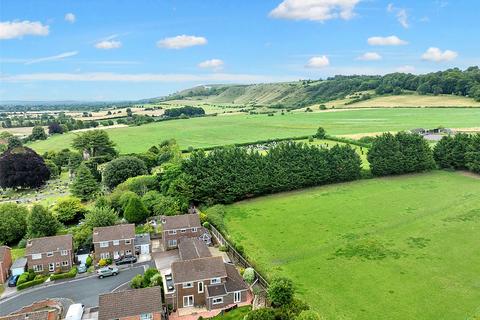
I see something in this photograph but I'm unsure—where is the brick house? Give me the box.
[98,287,163,320]
[165,238,249,311]
[161,214,208,250]
[0,246,12,283]
[92,224,135,262]
[25,235,74,274]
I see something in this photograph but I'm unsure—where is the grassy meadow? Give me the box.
[222,171,480,320]
[27,108,480,153]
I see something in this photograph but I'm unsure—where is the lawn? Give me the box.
[222,171,480,320]
[209,306,251,319]
[27,108,480,154]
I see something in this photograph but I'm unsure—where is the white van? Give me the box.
[65,303,84,320]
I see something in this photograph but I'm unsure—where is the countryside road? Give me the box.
[0,263,151,316]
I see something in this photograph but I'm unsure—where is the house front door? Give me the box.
[183,295,194,307]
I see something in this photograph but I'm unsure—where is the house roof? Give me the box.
[0,246,11,262]
[178,238,212,261]
[206,283,227,297]
[11,257,27,269]
[25,235,73,255]
[134,233,150,246]
[93,224,135,243]
[98,287,162,320]
[162,214,201,230]
[172,256,226,283]
[1,311,52,320]
[224,263,249,292]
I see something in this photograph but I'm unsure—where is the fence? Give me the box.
[210,225,269,290]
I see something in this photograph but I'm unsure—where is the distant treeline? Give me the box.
[433,133,480,174]
[163,106,205,118]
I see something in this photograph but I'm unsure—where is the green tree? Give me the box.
[84,206,118,228]
[53,197,86,224]
[315,127,326,139]
[72,129,117,158]
[296,310,323,320]
[103,156,147,189]
[29,126,47,141]
[44,159,60,179]
[268,277,295,307]
[7,136,22,149]
[466,134,480,173]
[70,164,100,201]
[130,274,144,289]
[124,195,149,223]
[0,203,28,244]
[27,204,59,238]
[245,309,276,320]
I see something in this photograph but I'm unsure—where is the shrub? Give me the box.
[17,276,48,290]
[50,266,78,280]
[53,197,86,224]
[205,205,226,231]
[16,272,30,286]
[0,203,28,245]
[243,267,255,284]
[202,221,211,230]
[103,156,147,189]
[124,195,149,223]
[268,277,295,307]
[275,299,310,320]
[70,164,100,201]
[84,206,118,228]
[130,274,144,289]
[244,308,276,320]
[115,175,157,196]
[219,245,228,252]
[199,212,208,224]
[85,255,93,267]
[98,259,108,267]
[296,310,323,320]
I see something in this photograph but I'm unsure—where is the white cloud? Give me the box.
[0,72,299,83]
[396,65,415,73]
[386,4,409,28]
[198,59,224,71]
[306,56,330,68]
[25,51,78,65]
[157,35,207,49]
[387,3,394,12]
[368,35,407,46]
[269,0,360,22]
[356,52,382,61]
[95,40,122,50]
[0,20,49,40]
[421,47,458,62]
[65,13,76,23]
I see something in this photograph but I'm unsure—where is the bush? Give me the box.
[16,272,30,286]
[53,197,86,224]
[98,258,108,267]
[16,276,48,290]
[85,255,93,267]
[124,195,149,223]
[243,267,255,284]
[268,277,295,307]
[202,221,210,230]
[296,310,323,320]
[244,308,276,320]
[84,206,118,228]
[103,156,148,189]
[115,175,157,196]
[276,299,310,320]
[219,245,228,252]
[130,274,144,289]
[205,205,226,231]
[0,203,28,245]
[50,266,78,281]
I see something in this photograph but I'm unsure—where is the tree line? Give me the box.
[433,133,480,174]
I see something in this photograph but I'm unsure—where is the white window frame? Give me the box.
[125,239,132,245]
[32,253,42,260]
[49,263,55,272]
[192,227,198,232]
[210,277,221,284]
[180,228,187,233]
[212,297,223,305]
[46,252,54,257]
[182,282,194,289]
[168,230,177,235]
[62,261,69,267]
[140,313,152,320]
[100,252,110,259]
[183,295,194,307]
[33,264,43,272]
[198,281,204,293]
[125,250,132,256]
[234,291,241,303]
[100,241,109,248]
[168,239,177,247]
[60,250,68,256]
[113,240,120,246]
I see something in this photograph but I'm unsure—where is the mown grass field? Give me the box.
[27,108,480,154]
[223,171,480,320]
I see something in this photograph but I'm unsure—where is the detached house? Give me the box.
[93,224,135,262]
[165,238,249,311]
[161,214,210,250]
[25,235,74,274]
[98,287,163,320]
[0,246,12,284]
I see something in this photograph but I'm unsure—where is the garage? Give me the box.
[135,233,151,255]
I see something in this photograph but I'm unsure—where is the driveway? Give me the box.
[0,262,153,316]
[152,249,180,271]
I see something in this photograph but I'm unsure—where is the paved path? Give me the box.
[0,263,152,316]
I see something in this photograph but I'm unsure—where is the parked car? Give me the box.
[77,264,87,273]
[114,255,137,265]
[96,266,119,278]
[8,275,19,287]
[65,304,84,320]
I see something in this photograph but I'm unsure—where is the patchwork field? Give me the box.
[222,171,480,320]
[26,108,480,153]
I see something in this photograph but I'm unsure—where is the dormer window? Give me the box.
[32,253,42,260]
[192,227,198,232]
[125,239,131,245]
[113,240,120,246]
[168,230,177,235]
[210,277,221,284]
[180,229,187,233]
[61,250,68,256]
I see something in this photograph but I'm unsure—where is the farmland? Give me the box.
[27,108,480,153]
[222,171,480,320]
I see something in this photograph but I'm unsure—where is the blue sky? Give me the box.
[0,0,479,101]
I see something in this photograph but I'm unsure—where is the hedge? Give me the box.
[50,266,78,281]
[17,276,48,290]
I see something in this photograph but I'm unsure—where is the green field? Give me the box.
[27,108,480,154]
[222,171,480,320]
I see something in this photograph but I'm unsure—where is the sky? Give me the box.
[0,0,479,101]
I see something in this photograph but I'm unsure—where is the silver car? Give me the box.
[96,266,119,278]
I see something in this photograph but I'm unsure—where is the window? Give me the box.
[168,230,177,235]
[49,263,55,272]
[140,313,152,320]
[182,282,194,289]
[125,239,131,245]
[212,297,223,305]
[234,291,242,303]
[46,252,53,257]
[32,253,42,260]
[192,227,198,232]
[210,278,221,284]
[62,261,69,267]
[168,240,177,247]
[183,295,194,307]
[33,265,43,272]
[60,250,68,256]
[125,250,132,256]
[180,229,186,233]
[100,241,109,248]
[113,240,120,246]
[198,281,204,293]
[100,252,110,259]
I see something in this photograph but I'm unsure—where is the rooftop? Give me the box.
[178,238,211,261]
[93,224,135,243]
[98,287,162,320]
[26,235,73,255]
[0,246,11,261]
[172,256,226,284]
[134,233,151,246]
[162,214,201,231]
